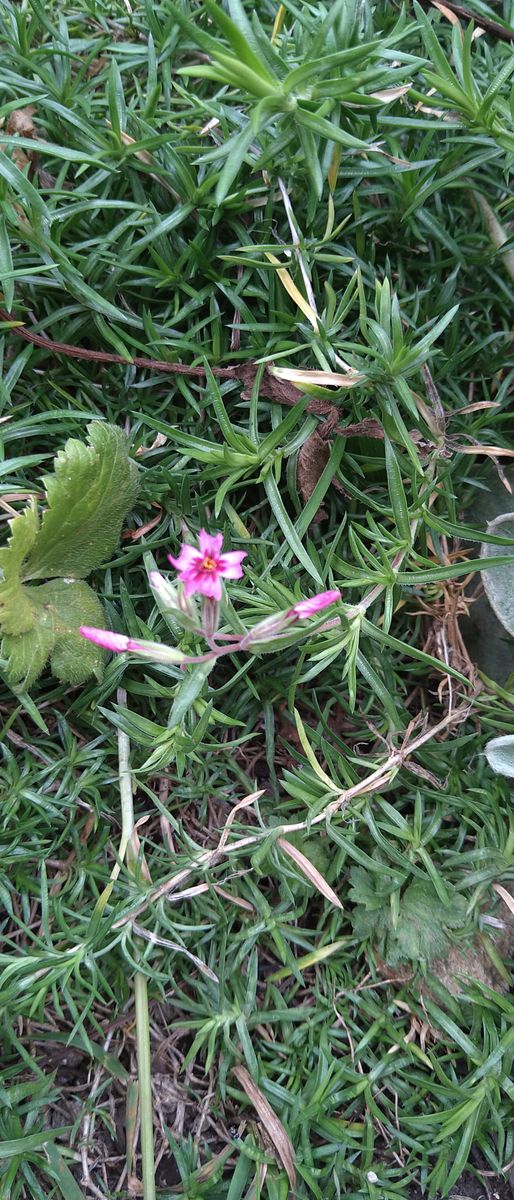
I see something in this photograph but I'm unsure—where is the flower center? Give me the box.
[202,555,217,571]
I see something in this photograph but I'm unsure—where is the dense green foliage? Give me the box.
[1,0,514,1196]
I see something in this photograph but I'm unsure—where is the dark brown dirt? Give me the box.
[409,1168,514,1200]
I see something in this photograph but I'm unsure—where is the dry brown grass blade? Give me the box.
[493,883,514,915]
[217,790,263,853]
[453,443,514,458]
[277,836,343,910]
[456,401,500,414]
[131,923,218,981]
[273,365,365,388]
[113,706,470,930]
[432,0,461,24]
[297,428,331,522]
[370,84,412,101]
[213,884,255,911]
[264,251,319,331]
[130,817,152,883]
[473,192,514,281]
[420,0,513,42]
[117,127,152,163]
[122,505,164,540]
[232,1065,296,1188]
[107,124,180,199]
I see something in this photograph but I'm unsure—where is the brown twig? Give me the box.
[0,309,389,438]
[1,316,228,377]
[0,307,343,416]
[419,0,514,42]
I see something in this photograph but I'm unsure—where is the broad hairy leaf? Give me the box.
[0,422,138,687]
[24,422,139,579]
[349,868,467,965]
[0,504,38,634]
[2,618,55,688]
[3,580,105,688]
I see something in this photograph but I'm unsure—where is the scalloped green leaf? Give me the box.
[350,870,467,965]
[0,503,39,634]
[23,422,139,580]
[2,621,55,688]
[3,579,105,688]
[0,422,137,687]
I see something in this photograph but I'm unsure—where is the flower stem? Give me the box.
[117,688,156,1200]
[134,972,156,1200]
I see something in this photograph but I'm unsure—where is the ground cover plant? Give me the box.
[2,0,514,1196]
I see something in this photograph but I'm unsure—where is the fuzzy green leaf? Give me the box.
[3,579,105,688]
[0,504,39,634]
[23,422,139,580]
[350,870,467,965]
[2,620,55,688]
[348,865,394,911]
[0,423,136,686]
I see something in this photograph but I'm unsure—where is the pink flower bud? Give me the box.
[80,626,185,664]
[290,590,341,619]
[80,627,131,652]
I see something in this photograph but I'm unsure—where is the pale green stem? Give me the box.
[134,972,156,1200]
[117,688,156,1200]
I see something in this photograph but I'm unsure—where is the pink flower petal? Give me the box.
[197,572,223,600]
[80,627,130,652]
[292,590,341,618]
[198,529,224,558]
[168,543,202,571]
[218,550,247,579]
[182,572,201,597]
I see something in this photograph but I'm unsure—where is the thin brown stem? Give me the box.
[418,0,514,42]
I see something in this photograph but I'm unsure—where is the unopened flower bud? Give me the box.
[128,639,186,664]
[289,590,341,619]
[149,570,198,622]
[80,627,130,653]
[149,570,179,608]
[80,626,185,664]
[244,610,295,645]
[201,596,220,639]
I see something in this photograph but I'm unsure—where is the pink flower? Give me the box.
[290,590,341,619]
[168,530,247,601]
